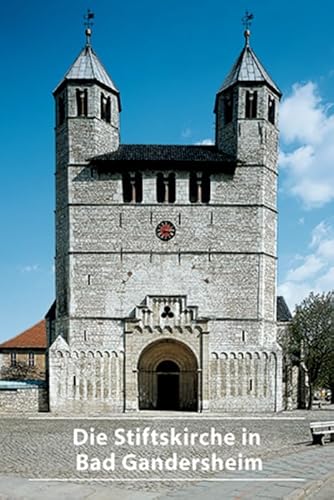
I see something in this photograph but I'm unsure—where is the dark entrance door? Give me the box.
[156,360,180,410]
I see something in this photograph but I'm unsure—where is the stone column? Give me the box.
[200,330,210,411]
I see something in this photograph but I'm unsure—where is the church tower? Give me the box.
[215,28,281,170]
[52,24,121,342]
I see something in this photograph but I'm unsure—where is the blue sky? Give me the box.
[1,0,334,342]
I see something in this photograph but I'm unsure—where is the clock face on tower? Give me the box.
[156,221,176,241]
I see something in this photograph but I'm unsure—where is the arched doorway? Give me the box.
[138,339,198,411]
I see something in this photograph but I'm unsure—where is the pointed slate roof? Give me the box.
[54,44,119,95]
[217,34,281,97]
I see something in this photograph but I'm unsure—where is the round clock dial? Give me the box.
[156,221,176,241]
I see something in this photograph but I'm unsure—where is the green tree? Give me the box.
[288,291,334,410]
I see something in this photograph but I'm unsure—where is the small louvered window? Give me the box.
[268,96,275,125]
[224,93,233,124]
[10,352,16,367]
[28,352,35,368]
[245,90,257,119]
[101,93,111,123]
[76,89,88,117]
[58,96,65,126]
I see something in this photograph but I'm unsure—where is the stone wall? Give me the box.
[0,384,48,414]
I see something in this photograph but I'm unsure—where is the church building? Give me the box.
[48,22,283,413]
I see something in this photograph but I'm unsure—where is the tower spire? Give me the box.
[84,9,95,46]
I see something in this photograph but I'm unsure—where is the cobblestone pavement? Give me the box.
[0,408,333,499]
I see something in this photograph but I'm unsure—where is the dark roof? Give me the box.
[90,145,236,165]
[277,296,292,322]
[0,321,47,350]
[45,300,56,322]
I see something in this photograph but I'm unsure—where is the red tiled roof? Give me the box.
[0,320,47,349]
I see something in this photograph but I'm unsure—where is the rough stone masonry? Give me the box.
[48,26,283,414]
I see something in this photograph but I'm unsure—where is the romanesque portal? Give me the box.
[138,339,198,411]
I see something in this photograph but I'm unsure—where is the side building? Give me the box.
[0,321,47,381]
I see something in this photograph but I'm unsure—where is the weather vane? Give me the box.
[84,9,95,29]
[242,11,254,30]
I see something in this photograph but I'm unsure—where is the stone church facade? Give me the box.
[48,26,283,413]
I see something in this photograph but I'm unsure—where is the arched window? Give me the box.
[189,172,210,203]
[122,172,142,203]
[101,93,111,123]
[76,89,88,117]
[245,90,257,119]
[156,173,176,203]
[268,95,275,125]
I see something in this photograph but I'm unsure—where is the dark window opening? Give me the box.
[224,93,233,124]
[189,172,198,203]
[122,173,132,202]
[157,173,165,202]
[268,96,275,125]
[76,89,88,117]
[168,173,176,203]
[189,172,210,203]
[101,93,111,123]
[122,172,142,203]
[202,173,210,203]
[245,90,257,119]
[58,96,65,126]
[10,352,16,367]
[28,352,35,368]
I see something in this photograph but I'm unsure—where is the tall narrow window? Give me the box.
[189,172,210,203]
[157,173,176,203]
[122,173,132,202]
[268,95,275,125]
[189,172,198,203]
[10,352,16,367]
[134,172,143,203]
[157,173,165,202]
[58,96,65,126]
[168,173,176,203]
[122,172,142,203]
[224,93,233,124]
[76,89,88,116]
[245,90,257,119]
[28,352,35,368]
[202,173,210,203]
[101,93,111,123]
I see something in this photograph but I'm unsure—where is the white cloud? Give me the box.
[20,264,39,273]
[195,138,214,145]
[286,254,324,282]
[280,82,334,208]
[278,220,334,310]
[181,128,192,139]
